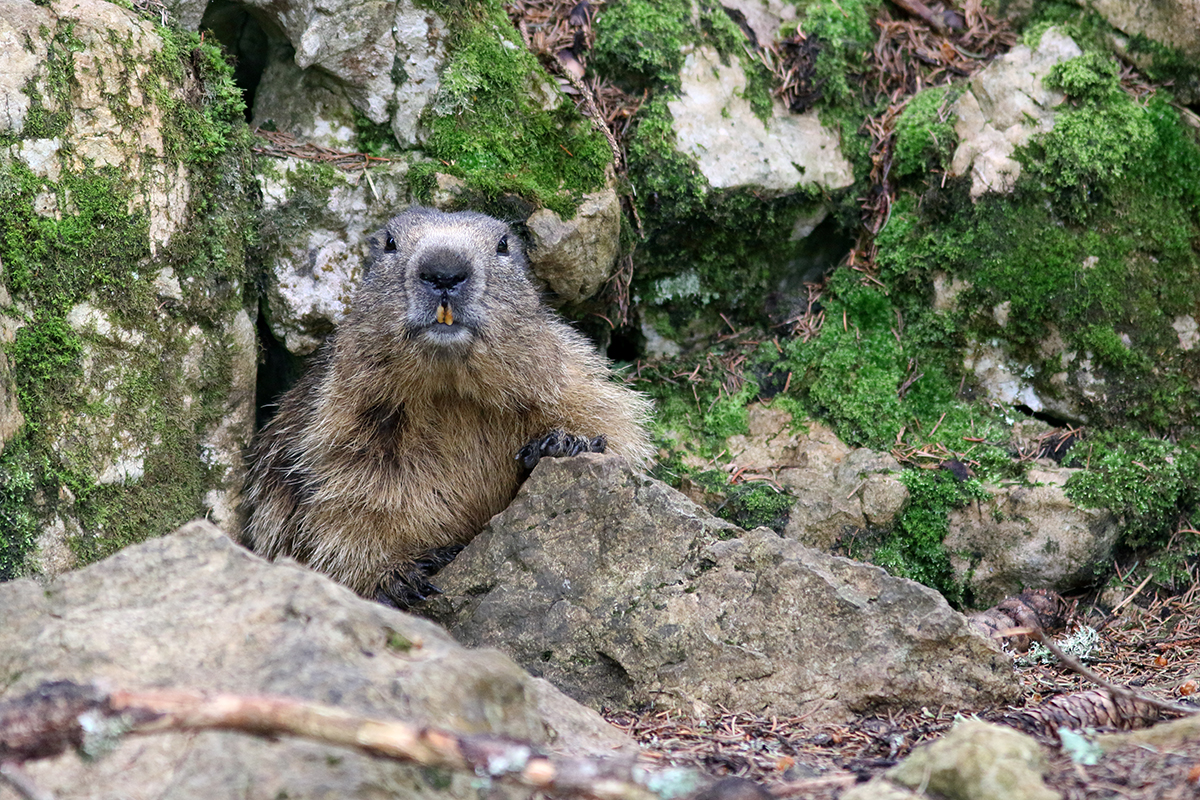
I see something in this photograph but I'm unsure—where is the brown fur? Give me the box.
[243,207,654,596]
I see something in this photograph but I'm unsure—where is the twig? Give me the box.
[0,681,717,800]
[1030,626,1197,719]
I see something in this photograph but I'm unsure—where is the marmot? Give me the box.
[244,206,654,605]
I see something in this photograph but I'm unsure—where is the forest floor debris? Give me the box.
[605,588,1200,799]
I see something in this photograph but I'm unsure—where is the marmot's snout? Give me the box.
[417,247,474,332]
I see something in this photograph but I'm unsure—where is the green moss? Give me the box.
[872,89,1200,430]
[592,0,690,88]
[797,0,879,109]
[718,482,792,533]
[353,112,400,157]
[1026,54,1155,215]
[892,86,959,179]
[413,0,610,216]
[867,469,988,607]
[0,16,254,578]
[1064,431,1200,548]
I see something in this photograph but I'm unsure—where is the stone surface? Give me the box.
[0,520,631,800]
[845,720,1060,800]
[2,0,192,255]
[0,0,257,574]
[949,29,1082,198]
[946,466,1120,607]
[259,157,412,354]
[527,188,622,304]
[1082,0,1200,62]
[426,454,1019,722]
[721,406,910,549]
[668,46,855,194]
[719,0,798,45]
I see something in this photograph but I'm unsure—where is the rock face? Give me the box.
[426,454,1019,722]
[668,46,855,194]
[0,0,256,577]
[946,466,1120,607]
[1082,0,1200,101]
[949,29,1082,198]
[258,157,413,354]
[526,188,623,304]
[721,406,910,550]
[0,520,631,800]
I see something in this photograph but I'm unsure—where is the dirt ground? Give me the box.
[604,587,1200,799]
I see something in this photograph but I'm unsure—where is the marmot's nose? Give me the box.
[418,249,471,292]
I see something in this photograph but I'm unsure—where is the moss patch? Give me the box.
[0,17,253,578]
[892,86,959,180]
[412,0,610,216]
[873,83,1200,431]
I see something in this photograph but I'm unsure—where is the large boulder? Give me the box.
[0,0,256,578]
[946,466,1121,607]
[0,520,631,800]
[425,454,1020,722]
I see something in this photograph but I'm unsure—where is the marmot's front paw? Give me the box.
[374,545,465,609]
[517,430,606,471]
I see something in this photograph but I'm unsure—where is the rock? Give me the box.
[668,46,855,194]
[258,156,412,355]
[526,188,622,304]
[949,29,1082,198]
[426,454,1019,722]
[0,520,631,799]
[0,0,257,576]
[0,348,21,454]
[946,466,1120,607]
[1081,0,1200,102]
[718,0,798,45]
[844,720,1060,800]
[724,407,909,549]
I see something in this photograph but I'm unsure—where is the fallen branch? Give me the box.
[0,681,720,800]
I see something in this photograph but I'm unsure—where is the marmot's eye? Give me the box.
[385,233,397,252]
[496,235,509,255]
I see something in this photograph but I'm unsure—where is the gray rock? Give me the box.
[949,29,1081,198]
[259,156,412,355]
[946,467,1120,607]
[0,520,631,800]
[1081,0,1200,102]
[844,719,1060,800]
[527,188,622,304]
[0,0,257,573]
[426,454,1019,722]
[723,407,909,549]
[669,46,855,194]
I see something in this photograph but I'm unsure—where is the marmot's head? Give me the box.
[356,207,541,357]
